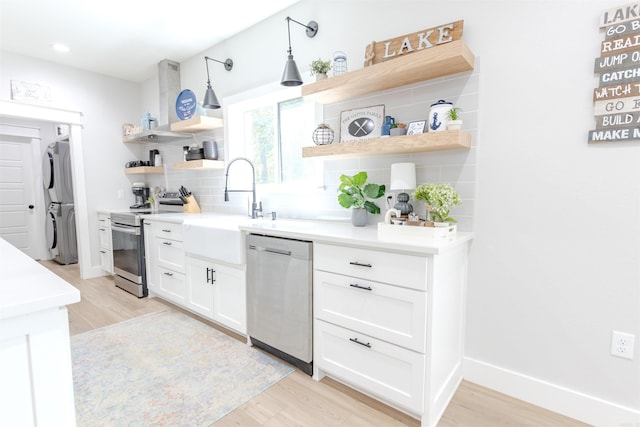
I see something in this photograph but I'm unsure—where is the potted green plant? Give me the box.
[413,183,461,225]
[310,58,331,81]
[390,122,408,136]
[338,171,386,226]
[446,107,462,130]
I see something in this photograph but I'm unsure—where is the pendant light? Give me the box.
[203,56,233,109]
[281,16,318,87]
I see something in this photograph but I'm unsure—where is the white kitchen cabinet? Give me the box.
[144,219,186,305]
[313,241,469,427]
[186,254,246,334]
[98,212,113,274]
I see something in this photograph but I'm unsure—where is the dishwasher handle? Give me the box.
[248,244,292,257]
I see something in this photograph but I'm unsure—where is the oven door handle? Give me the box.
[110,224,141,236]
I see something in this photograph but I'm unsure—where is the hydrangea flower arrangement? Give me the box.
[413,183,461,223]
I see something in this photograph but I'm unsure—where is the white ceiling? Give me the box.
[0,0,300,83]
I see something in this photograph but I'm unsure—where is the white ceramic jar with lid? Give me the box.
[428,100,452,132]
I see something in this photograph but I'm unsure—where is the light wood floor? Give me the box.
[45,261,590,427]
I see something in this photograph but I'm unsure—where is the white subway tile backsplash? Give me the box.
[143,61,480,231]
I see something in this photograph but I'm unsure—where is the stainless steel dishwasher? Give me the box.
[246,233,313,375]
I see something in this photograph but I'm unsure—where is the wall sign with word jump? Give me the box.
[590,2,640,143]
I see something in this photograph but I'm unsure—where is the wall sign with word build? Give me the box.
[590,2,640,143]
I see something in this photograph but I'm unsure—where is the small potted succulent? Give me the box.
[413,183,461,225]
[338,171,386,227]
[310,58,331,81]
[446,107,463,130]
[390,122,408,136]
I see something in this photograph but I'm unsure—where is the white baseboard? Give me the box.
[82,265,111,280]
[464,357,640,426]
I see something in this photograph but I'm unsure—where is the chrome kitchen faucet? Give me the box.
[224,157,262,219]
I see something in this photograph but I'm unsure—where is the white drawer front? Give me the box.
[151,221,183,241]
[314,243,426,290]
[157,267,186,305]
[315,320,424,413]
[156,238,185,273]
[315,271,426,352]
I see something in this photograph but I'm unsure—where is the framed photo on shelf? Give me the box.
[340,104,385,143]
[407,120,426,135]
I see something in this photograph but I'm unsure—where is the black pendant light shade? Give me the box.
[203,57,233,109]
[280,17,318,87]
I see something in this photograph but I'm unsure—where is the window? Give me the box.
[225,84,323,189]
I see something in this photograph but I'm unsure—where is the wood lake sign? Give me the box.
[590,2,640,143]
[364,20,463,67]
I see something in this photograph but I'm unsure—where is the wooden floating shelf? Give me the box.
[124,166,165,175]
[172,159,225,170]
[301,40,475,104]
[301,130,471,159]
[170,115,223,132]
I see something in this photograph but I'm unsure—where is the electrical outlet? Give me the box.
[611,331,635,360]
[117,189,124,199]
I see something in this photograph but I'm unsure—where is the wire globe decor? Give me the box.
[312,123,335,145]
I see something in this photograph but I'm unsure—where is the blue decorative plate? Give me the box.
[176,89,197,120]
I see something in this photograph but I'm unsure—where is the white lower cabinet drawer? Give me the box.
[314,243,427,290]
[315,271,426,352]
[156,238,185,273]
[315,319,424,413]
[157,266,186,305]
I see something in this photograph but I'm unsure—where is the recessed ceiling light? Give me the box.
[52,43,71,53]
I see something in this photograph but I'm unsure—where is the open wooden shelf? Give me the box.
[301,130,471,159]
[301,40,475,104]
[124,166,165,175]
[123,116,223,144]
[172,159,225,170]
[170,115,223,132]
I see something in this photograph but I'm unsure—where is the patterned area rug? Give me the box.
[70,309,293,426]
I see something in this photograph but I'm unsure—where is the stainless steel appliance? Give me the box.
[45,202,77,265]
[131,184,150,210]
[42,137,77,264]
[246,234,313,375]
[110,212,147,298]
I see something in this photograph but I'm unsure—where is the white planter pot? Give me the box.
[447,120,462,130]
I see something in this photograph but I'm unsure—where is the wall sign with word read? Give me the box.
[590,2,640,143]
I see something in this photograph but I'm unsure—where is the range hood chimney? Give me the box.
[158,59,180,126]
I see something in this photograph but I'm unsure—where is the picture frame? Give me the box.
[340,104,385,143]
[407,120,427,135]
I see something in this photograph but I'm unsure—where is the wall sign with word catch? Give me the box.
[590,2,640,143]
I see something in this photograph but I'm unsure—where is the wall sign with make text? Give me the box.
[590,2,640,143]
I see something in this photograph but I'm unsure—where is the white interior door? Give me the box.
[0,137,39,258]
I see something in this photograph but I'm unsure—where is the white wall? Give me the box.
[171,1,640,424]
[0,51,143,274]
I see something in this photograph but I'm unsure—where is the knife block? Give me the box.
[183,195,201,214]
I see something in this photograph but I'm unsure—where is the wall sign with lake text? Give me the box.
[590,2,640,143]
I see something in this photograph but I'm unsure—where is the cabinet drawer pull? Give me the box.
[349,261,372,268]
[163,271,174,277]
[162,241,172,246]
[162,229,172,233]
[349,283,372,291]
[143,222,150,225]
[349,337,371,348]
[206,267,217,284]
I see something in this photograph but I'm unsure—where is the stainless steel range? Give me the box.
[110,211,147,297]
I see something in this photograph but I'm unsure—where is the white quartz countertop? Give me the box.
[0,238,80,320]
[142,213,473,255]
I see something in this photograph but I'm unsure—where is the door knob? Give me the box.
[28,205,34,209]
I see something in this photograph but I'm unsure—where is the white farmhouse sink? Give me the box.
[182,215,251,265]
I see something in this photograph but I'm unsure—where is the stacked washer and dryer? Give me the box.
[43,137,78,264]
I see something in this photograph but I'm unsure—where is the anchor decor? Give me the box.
[430,112,442,132]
